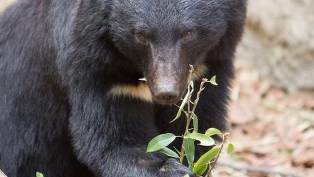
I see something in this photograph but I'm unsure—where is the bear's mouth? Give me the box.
[152,93,182,105]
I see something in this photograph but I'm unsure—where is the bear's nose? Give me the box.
[154,89,180,104]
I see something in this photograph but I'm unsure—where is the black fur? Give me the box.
[0,0,247,176]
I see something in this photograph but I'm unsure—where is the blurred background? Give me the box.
[218,1,314,177]
[1,0,313,177]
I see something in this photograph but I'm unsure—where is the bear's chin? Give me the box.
[153,99,179,106]
[152,91,184,105]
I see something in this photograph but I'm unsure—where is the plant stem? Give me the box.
[191,79,207,115]
[179,74,208,164]
[179,66,194,163]
[206,133,228,177]
[180,79,206,163]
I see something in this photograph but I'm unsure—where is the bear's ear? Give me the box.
[73,0,111,40]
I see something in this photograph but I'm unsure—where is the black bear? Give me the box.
[0,0,247,176]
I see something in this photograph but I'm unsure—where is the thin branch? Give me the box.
[205,134,228,177]
[179,65,195,163]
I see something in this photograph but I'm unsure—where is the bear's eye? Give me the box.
[135,33,148,45]
[180,30,194,41]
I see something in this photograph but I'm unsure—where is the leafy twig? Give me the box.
[179,65,195,163]
[206,133,228,177]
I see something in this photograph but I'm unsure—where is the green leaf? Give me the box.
[192,114,199,133]
[170,90,190,123]
[193,164,208,175]
[183,133,195,168]
[227,143,235,154]
[147,133,176,152]
[36,172,44,177]
[209,76,218,86]
[193,147,220,175]
[205,128,222,137]
[160,147,179,158]
[195,147,219,165]
[172,109,183,123]
[185,132,215,146]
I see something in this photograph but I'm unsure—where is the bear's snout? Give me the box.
[153,85,180,104]
[146,45,189,105]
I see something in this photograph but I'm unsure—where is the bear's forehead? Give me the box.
[112,0,221,15]
[110,0,229,31]
[111,0,223,25]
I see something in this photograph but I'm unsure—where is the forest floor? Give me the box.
[214,61,314,177]
[1,1,313,177]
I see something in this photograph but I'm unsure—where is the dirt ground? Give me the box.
[213,61,314,177]
[1,1,313,177]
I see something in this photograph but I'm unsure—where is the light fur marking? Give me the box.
[108,83,153,102]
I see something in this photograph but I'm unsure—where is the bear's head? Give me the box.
[109,0,245,104]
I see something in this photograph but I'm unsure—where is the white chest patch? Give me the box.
[108,83,153,102]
